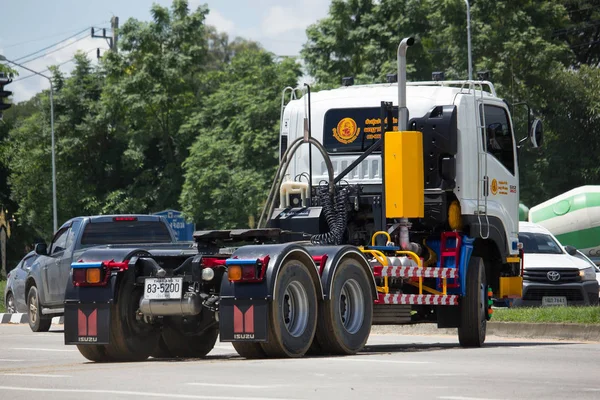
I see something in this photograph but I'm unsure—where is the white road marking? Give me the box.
[0,386,300,400]
[583,388,600,392]
[332,358,431,364]
[0,359,25,362]
[439,397,509,400]
[2,373,72,378]
[12,347,76,352]
[187,383,281,389]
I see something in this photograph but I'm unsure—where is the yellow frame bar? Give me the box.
[371,231,392,246]
[360,248,389,294]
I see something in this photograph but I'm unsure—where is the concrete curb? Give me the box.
[0,313,63,325]
[371,321,600,342]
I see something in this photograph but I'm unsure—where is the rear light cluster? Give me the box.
[71,260,129,287]
[226,256,270,283]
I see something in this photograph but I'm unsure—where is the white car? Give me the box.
[514,222,599,307]
[571,249,600,299]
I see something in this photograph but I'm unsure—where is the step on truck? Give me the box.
[64,37,543,361]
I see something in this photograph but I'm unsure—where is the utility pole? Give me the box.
[111,16,119,54]
[92,16,118,58]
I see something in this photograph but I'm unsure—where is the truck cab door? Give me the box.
[480,103,519,255]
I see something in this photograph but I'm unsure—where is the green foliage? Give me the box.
[493,306,600,324]
[180,50,301,228]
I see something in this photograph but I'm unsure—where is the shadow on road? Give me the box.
[361,340,574,355]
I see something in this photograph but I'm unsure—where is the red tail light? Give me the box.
[71,260,129,287]
[113,216,137,221]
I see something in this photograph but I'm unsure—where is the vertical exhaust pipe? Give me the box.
[397,37,415,251]
[397,37,415,131]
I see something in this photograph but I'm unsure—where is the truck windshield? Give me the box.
[323,107,399,153]
[80,221,173,245]
[518,232,563,255]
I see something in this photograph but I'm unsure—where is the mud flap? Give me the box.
[219,298,268,342]
[64,303,111,345]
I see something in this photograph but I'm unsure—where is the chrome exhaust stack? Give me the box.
[397,37,416,252]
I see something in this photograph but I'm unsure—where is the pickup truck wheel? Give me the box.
[458,256,487,347]
[76,345,113,362]
[260,258,318,358]
[27,286,52,332]
[105,271,160,361]
[160,324,219,358]
[315,259,373,355]
[232,342,267,359]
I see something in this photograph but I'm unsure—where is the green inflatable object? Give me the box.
[519,203,529,221]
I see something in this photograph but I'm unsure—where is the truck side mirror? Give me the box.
[34,243,47,256]
[564,245,577,256]
[529,118,543,148]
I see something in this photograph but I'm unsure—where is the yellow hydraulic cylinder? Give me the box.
[384,130,424,218]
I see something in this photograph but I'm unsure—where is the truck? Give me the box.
[529,186,600,266]
[20,214,183,332]
[63,37,542,362]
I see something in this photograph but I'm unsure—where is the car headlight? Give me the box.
[579,267,596,281]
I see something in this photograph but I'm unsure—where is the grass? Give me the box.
[0,280,5,313]
[493,306,600,324]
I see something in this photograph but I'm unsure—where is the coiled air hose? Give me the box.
[310,184,350,245]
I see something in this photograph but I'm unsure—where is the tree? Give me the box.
[180,49,302,228]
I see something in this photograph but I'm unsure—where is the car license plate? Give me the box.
[542,296,567,307]
[144,277,183,300]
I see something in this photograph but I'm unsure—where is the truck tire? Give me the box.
[104,271,160,361]
[232,342,267,359]
[160,325,219,358]
[458,256,487,347]
[27,286,52,332]
[260,258,318,358]
[315,259,373,355]
[76,344,114,362]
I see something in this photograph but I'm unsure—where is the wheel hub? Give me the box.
[281,281,309,337]
[338,279,365,334]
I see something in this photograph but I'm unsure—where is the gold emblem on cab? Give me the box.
[333,117,360,144]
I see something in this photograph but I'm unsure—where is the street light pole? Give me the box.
[0,55,58,233]
[465,0,473,80]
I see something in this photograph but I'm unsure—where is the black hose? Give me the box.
[310,184,350,245]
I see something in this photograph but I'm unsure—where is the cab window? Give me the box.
[49,228,69,255]
[480,104,515,174]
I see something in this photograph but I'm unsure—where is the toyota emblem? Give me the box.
[547,271,561,281]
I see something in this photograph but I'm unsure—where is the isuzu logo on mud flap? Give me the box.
[78,309,98,340]
[78,336,98,342]
[233,305,254,339]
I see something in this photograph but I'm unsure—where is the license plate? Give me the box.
[542,296,567,307]
[144,277,183,300]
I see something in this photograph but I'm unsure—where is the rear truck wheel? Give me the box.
[315,259,373,355]
[27,286,52,332]
[458,256,487,347]
[159,323,219,358]
[232,342,268,359]
[76,344,114,362]
[260,259,318,358]
[104,271,160,361]
[6,292,16,314]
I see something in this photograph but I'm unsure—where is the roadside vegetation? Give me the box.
[0,280,6,313]
[493,306,600,324]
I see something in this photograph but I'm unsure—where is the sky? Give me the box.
[0,0,332,103]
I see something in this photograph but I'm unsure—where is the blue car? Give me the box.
[4,251,38,314]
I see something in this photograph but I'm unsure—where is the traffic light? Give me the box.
[0,72,13,119]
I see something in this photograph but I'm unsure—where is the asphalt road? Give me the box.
[0,323,599,400]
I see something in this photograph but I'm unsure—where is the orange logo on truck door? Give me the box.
[491,178,498,195]
[333,117,360,144]
[233,305,254,339]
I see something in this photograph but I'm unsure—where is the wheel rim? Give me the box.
[281,281,309,337]
[7,294,16,314]
[29,292,37,324]
[339,278,365,334]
